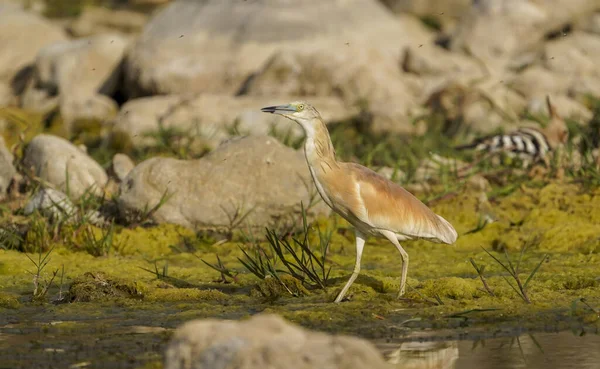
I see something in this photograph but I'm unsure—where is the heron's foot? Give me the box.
[397,286,406,299]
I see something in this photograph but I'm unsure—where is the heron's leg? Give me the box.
[381,230,409,298]
[334,229,366,303]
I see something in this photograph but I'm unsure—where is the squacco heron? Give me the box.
[261,101,458,303]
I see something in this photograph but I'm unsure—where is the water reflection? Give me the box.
[382,339,458,369]
[377,331,600,369]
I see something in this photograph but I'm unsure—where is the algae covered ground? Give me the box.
[2,179,600,368]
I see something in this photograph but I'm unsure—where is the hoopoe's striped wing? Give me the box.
[456,128,550,160]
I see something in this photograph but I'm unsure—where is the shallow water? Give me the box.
[2,310,599,369]
[377,330,600,369]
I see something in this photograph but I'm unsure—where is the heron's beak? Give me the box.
[261,104,296,114]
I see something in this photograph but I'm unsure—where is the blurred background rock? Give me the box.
[1,0,600,227]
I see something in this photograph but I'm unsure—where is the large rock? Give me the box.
[21,33,128,126]
[0,137,16,199]
[543,32,600,77]
[58,94,119,128]
[123,0,428,98]
[243,47,418,133]
[447,0,600,71]
[380,0,471,19]
[117,135,330,230]
[507,33,600,103]
[507,66,571,99]
[22,134,108,198]
[542,32,600,99]
[109,94,351,149]
[578,11,600,34]
[68,7,148,37]
[423,79,526,135]
[401,44,481,77]
[0,6,67,102]
[525,94,592,121]
[164,314,391,369]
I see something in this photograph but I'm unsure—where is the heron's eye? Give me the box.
[297,104,304,111]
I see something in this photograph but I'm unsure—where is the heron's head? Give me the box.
[260,101,322,135]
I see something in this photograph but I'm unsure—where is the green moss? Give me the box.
[61,222,204,258]
[113,224,196,258]
[0,292,20,309]
[429,182,600,253]
[414,277,483,300]
[145,287,229,302]
[250,275,310,299]
[545,273,599,291]
[67,271,146,302]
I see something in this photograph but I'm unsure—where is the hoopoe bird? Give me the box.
[455,96,569,168]
[261,102,458,303]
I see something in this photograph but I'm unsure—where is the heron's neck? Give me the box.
[302,118,338,170]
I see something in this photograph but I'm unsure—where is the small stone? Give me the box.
[23,134,108,198]
[110,153,135,182]
[23,187,76,221]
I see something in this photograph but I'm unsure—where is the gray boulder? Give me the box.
[109,94,350,150]
[0,6,67,103]
[447,0,600,71]
[507,66,571,99]
[117,135,330,230]
[578,12,600,35]
[22,134,108,198]
[21,33,128,126]
[243,47,419,134]
[68,7,148,37]
[542,32,600,99]
[164,314,391,369]
[123,0,424,98]
[380,0,471,21]
[543,32,600,77]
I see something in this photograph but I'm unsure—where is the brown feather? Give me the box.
[348,163,457,243]
[315,161,457,244]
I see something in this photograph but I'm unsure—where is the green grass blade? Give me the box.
[482,247,515,277]
[503,249,516,275]
[502,275,526,302]
[523,254,548,289]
